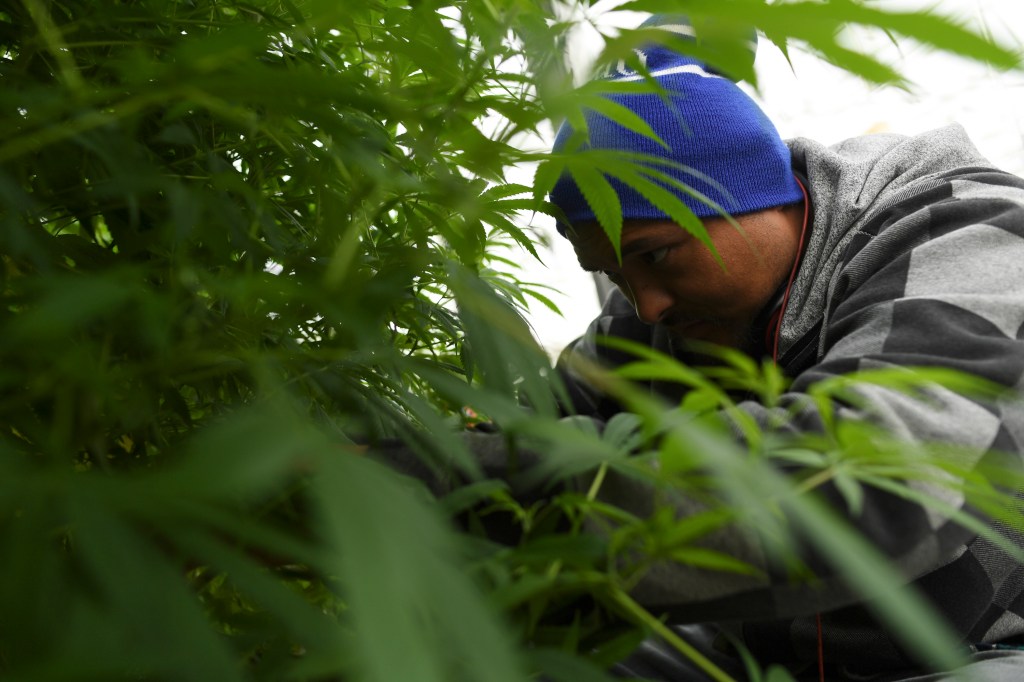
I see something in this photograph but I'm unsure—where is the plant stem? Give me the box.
[608,587,738,682]
[586,462,608,502]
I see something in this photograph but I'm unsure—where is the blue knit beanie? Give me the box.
[550,16,802,232]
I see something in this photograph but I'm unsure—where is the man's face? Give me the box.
[568,208,803,352]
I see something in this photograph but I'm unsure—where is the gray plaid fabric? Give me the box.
[556,125,1024,678]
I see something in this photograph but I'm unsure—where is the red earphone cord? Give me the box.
[770,178,824,682]
[772,176,811,364]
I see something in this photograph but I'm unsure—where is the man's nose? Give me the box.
[625,279,674,325]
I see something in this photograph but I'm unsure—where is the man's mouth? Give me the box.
[664,317,712,338]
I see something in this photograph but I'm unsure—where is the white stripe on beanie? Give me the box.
[613,63,724,82]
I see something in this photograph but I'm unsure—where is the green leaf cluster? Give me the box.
[0,0,563,678]
[1,0,1022,681]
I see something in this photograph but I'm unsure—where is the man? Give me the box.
[546,16,1024,682]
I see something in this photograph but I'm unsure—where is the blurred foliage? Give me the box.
[0,0,1021,681]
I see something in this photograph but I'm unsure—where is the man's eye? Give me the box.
[642,247,669,265]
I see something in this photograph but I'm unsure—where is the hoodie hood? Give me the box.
[780,124,996,355]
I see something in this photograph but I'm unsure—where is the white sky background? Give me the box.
[516,0,1024,357]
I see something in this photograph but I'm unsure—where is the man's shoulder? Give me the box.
[788,124,998,188]
[790,124,1020,240]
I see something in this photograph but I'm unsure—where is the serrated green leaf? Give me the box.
[662,508,735,546]
[597,160,721,266]
[530,647,622,682]
[668,547,760,575]
[512,533,607,568]
[441,478,510,515]
[603,412,643,451]
[833,470,865,516]
[581,94,669,150]
[765,665,799,682]
[523,286,562,314]
[534,157,566,204]
[566,162,623,260]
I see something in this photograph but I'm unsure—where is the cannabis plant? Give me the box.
[0,1,1020,681]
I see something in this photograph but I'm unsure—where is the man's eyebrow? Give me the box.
[577,234,671,272]
[621,236,664,259]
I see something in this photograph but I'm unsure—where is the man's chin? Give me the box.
[667,322,758,361]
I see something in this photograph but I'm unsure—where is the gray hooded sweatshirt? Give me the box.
[556,125,1024,677]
